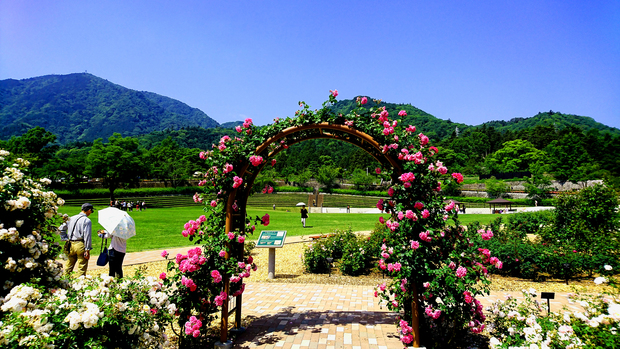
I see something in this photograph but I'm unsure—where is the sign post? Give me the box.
[256,231,287,279]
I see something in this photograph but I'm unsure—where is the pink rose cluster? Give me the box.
[193,192,203,203]
[262,185,274,194]
[478,229,494,241]
[386,219,399,231]
[418,133,429,146]
[236,118,253,133]
[211,270,222,283]
[179,247,206,273]
[249,155,263,167]
[419,231,433,242]
[232,176,243,188]
[182,215,206,237]
[261,213,270,226]
[214,291,228,306]
[398,172,415,188]
[185,316,202,337]
[451,172,464,183]
[223,163,233,174]
[357,96,368,105]
[181,276,197,292]
[428,160,448,174]
[398,149,425,164]
[218,135,231,151]
[330,89,338,97]
[444,200,456,212]
[399,319,414,344]
[425,305,441,319]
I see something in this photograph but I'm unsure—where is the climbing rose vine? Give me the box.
[165,92,497,347]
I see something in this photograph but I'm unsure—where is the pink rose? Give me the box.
[375,167,381,174]
[261,213,270,226]
[159,272,166,280]
[238,236,245,243]
[451,172,464,183]
[249,155,263,167]
[211,270,222,283]
[330,89,338,97]
[398,110,407,117]
[161,250,168,258]
[361,96,368,105]
[210,200,217,207]
[456,266,467,278]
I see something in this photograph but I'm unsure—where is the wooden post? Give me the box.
[411,284,421,347]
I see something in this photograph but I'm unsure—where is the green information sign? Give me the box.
[256,231,287,248]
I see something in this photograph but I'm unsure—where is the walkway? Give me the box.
[86,238,583,349]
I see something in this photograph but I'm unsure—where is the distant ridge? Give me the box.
[0,73,219,143]
[1,73,617,145]
[477,111,620,135]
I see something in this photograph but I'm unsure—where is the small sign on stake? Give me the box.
[256,231,287,279]
[256,231,287,248]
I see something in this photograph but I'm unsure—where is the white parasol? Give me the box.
[296,202,306,207]
[98,207,136,240]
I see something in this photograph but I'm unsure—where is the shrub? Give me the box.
[549,184,620,252]
[338,237,371,276]
[324,229,357,260]
[0,151,64,296]
[505,211,553,239]
[0,271,175,348]
[486,275,620,348]
[302,239,332,273]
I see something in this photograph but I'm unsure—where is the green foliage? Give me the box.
[505,211,554,239]
[302,239,332,273]
[350,168,376,190]
[547,184,620,252]
[485,139,547,173]
[337,236,372,276]
[485,176,509,198]
[85,133,149,199]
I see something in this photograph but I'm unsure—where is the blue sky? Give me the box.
[1,0,619,129]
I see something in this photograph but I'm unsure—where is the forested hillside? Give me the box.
[0,73,219,143]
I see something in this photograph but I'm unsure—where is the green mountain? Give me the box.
[0,73,219,143]
[330,97,470,141]
[477,111,620,136]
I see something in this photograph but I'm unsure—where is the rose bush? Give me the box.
[0,271,176,348]
[486,268,620,348]
[0,150,65,296]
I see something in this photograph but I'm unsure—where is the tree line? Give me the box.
[1,121,619,200]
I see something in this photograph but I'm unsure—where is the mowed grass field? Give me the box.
[58,204,497,253]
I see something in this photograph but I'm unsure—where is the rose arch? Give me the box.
[162,92,500,348]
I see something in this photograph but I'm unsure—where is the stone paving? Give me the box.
[85,237,585,349]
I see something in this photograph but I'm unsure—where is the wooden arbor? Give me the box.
[218,123,422,347]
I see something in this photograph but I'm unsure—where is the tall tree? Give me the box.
[85,133,148,200]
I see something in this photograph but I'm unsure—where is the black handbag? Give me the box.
[97,237,109,266]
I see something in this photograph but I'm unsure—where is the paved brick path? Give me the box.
[84,239,585,349]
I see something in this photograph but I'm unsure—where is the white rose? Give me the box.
[604,265,613,271]
[594,277,607,285]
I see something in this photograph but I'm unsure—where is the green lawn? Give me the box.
[58,204,498,253]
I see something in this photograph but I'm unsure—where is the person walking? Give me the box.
[300,205,308,228]
[97,229,127,278]
[59,203,95,276]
